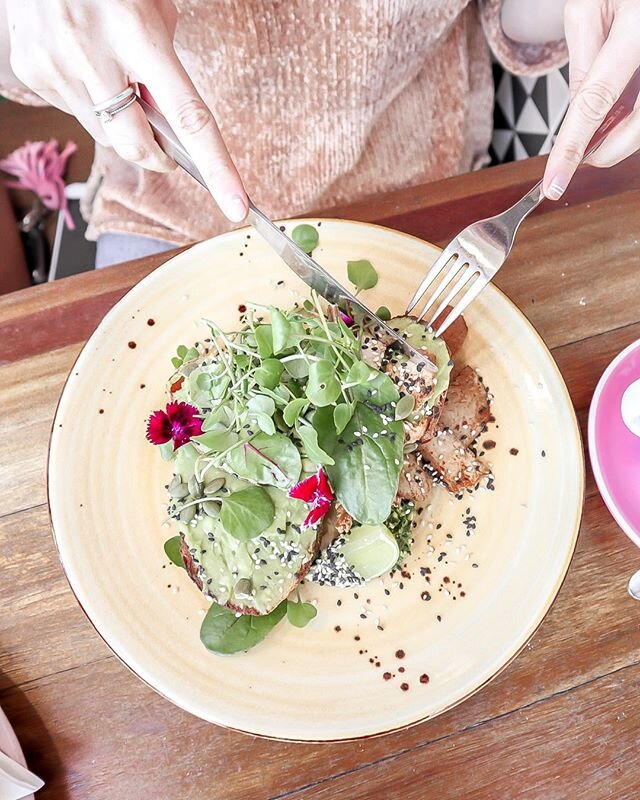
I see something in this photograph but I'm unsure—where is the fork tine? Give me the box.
[424,262,478,328]
[434,273,488,337]
[405,243,459,313]
[414,258,465,322]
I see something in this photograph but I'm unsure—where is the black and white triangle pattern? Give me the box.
[490,63,570,164]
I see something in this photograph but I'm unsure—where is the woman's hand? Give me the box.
[543,0,640,200]
[4,0,248,221]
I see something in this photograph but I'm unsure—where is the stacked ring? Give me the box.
[92,85,137,123]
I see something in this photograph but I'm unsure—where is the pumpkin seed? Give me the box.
[202,500,220,518]
[403,441,418,453]
[204,477,225,495]
[234,578,253,598]
[188,475,203,498]
[169,481,189,499]
[179,505,196,523]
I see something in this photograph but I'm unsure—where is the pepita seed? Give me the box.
[204,478,225,495]
[179,505,196,523]
[169,482,189,499]
[235,578,253,598]
[202,500,220,518]
[188,475,203,497]
[168,475,182,492]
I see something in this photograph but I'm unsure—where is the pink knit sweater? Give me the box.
[5,0,566,244]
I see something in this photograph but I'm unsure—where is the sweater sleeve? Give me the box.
[477,0,568,77]
[0,85,48,106]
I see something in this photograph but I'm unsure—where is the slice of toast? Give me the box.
[438,366,490,442]
[418,427,490,492]
[179,519,326,616]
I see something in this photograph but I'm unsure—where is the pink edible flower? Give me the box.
[288,468,334,527]
[340,311,354,327]
[0,139,77,229]
[146,402,203,450]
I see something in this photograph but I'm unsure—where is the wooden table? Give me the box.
[2,153,640,799]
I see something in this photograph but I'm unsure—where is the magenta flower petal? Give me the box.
[303,499,332,527]
[340,311,354,327]
[146,409,173,445]
[289,472,320,503]
[146,402,203,449]
[289,468,334,527]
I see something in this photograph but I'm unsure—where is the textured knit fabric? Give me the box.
[4,1,566,245]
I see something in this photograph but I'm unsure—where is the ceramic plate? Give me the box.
[588,339,640,546]
[48,220,584,740]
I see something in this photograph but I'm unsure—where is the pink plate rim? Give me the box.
[588,337,640,548]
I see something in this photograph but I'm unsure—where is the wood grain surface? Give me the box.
[1,152,640,799]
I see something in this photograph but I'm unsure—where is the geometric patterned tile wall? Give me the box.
[490,62,570,164]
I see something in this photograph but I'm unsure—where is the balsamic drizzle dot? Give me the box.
[147,318,155,326]
[128,341,137,349]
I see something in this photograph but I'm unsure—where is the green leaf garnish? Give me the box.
[200,601,287,654]
[376,306,391,321]
[247,394,276,417]
[159,441,176,461]
[291,223,319,254]
[164,536,184,568]
[306,359,341,406]
[351,370,399,407]
[296,423,335,466]
[220,486,275,541]
[255,358,283,389]
[176,345,188,359]
[286,599,317,628]
[333,403,353,435]
[254,325,274,359]
[270,309,290,354]
[193,428,239,453]
[283,397,308,427]
[347,259,378,292]
[225,432,302,488]
[321,403,404,524]
[345,360,371,386]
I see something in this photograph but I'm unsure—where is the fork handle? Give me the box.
[509,72,639,223]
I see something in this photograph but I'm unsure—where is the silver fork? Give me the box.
[406,91,635,337]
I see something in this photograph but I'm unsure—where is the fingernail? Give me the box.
[546,180,566,201]
[223,195,248,222]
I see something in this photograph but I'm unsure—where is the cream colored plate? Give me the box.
[48,220,584,741]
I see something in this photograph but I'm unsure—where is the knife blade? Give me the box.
[137,94,437,373]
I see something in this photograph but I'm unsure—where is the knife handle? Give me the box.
[136,89,207,189]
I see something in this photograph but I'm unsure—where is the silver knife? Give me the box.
[137,95,437,372]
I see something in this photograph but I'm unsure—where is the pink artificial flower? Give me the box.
[146,402,203,450]
[340,311,354,327]
[0,139,77,229]
[289,468,334,527]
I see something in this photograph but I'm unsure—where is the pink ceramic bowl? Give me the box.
[588,338,640,547]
